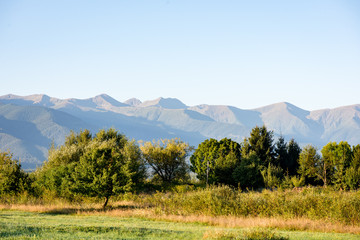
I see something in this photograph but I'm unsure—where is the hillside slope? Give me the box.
[0,103,95,169]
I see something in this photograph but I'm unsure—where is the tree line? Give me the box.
[191,126,360,190]
[1,126,360,207]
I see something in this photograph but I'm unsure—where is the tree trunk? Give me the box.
[103,196,109,209]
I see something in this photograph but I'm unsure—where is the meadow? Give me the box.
[1,186,360,239]
[1,209,360,240]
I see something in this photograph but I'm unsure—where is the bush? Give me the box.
[243,228,288,240]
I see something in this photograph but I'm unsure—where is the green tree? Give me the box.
[141,138,192,183]
[71,129,142,208]
[298,145,329,186]
[215,138,241,185]
[321,141,352,189]
[35,129,145,208]
[232,152,263,189]
[274,137,301,177]
[190,139,219,184]
[274,136,287,172]
[190,138,241,185]
[0,150,30,195]
[123,139,147,189]
[345,145,360,190]
[232,125,276,189]
[286,139,301,176]
[243,125,275,167]
[35,129,93,198]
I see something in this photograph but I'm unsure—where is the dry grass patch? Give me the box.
[128,213,360,235]
[0,202,102,214]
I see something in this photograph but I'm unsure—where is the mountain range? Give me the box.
[1,94,360,170]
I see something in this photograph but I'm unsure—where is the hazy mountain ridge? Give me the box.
[0,102,95,169]
[1,94,360,169]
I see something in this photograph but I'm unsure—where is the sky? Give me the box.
[0,0,360,110]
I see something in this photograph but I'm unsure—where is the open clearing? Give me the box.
[1,210,360,240]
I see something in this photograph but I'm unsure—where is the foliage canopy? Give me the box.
[141,138,192,183]
[36,129,145,208]
[190,138,241,185]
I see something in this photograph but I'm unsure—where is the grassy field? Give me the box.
[1,209,360,240]
[1,186,360,239]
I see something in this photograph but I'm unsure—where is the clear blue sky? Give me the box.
[1,0,359,110]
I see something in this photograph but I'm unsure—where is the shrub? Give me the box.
[243,228,288,240]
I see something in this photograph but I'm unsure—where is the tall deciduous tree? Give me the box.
[298,145,329,186]
[190,139,219,184]
[215,138,241,185]
[190,138,241,185]
[36,129,145,208]
[71,129,143,208]
[35,129,93,198]
[321,141,352,189]
[141,138,192,183]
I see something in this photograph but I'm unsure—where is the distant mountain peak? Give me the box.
[124,98,142,106]
[31,94,51,103]
[255,102,308,114]
[94,93,111,98]
[140,97,187,109]
[91,94,127,108]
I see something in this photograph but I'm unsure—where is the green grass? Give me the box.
[1,210,359,240]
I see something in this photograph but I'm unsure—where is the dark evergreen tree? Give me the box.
[275,136,288,172]
[244,125,275,167]
[298,145,328,186]
[286,139,301,176]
